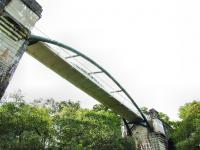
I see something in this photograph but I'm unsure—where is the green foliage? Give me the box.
[159,112,172,126]
[54,108,134,150]
[179,100,200,120]
[93,104,109,112]
[140,107,149,115]
[0,98,53,149]
[171,101,200,150]
[0,93,135,150]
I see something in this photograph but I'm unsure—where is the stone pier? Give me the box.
[122,109,170,150]
[0,0,42,99]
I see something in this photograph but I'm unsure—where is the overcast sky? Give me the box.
[5,0,200,120]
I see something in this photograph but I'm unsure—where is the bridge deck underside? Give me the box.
[27,42,142,122]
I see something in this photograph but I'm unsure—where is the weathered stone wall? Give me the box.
[0,0,42,99]
[132,125,167,150]
[0,15,27,98]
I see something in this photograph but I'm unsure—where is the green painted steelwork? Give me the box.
[28,35,151,129]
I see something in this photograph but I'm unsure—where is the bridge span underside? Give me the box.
[27,42,142,123]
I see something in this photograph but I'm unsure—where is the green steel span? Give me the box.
[27,35,151,128]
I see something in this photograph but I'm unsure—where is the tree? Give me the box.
[0,93,53,150]
[53,103,135,150]
[0,93,135,150]
[93,104,109,112]
[140,107,149,115]
[171,101,200,150]
[179,100,200,120]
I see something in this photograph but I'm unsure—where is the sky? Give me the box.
[5,0,200,120]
